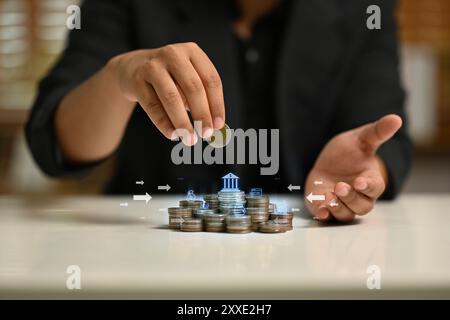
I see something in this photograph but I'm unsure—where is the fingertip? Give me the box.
[378,114,402,138]
[192,132,198,145]
[178,130,196,146]
[334,182,351,198]
[202,127,214,139]
[353,176,368,191]
[167,130,177,141]
[213,117,224,130]
[383,114,403,127]
[317,206,330,220]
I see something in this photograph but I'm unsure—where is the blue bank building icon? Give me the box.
[221,173,240,190]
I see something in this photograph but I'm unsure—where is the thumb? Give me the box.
[357,114,402,153]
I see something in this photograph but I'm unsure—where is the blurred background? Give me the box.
[0,0,449,195]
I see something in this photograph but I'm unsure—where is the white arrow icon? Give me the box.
[158,184,171,192]
[135,180,144,185]
[314,180,323,185]
[119,202,128,207]
[133,193,152,203]
[306,192,325,203]
[287,184,301,192]
[329,199,339,207]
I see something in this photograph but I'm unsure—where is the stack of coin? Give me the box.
[180,218,203,232]
[226,215,252,234]
[179,200,203,209]
[246,194,269,208]
[270,212,294,231]
[259,220,287,233]
[204,213,227,232]
[203,194,219,209]
[218,190,246,215]
[168,207,193,230]
[246,207,270,231]
[193,208,218,229]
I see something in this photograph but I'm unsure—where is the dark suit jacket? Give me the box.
[25,0,413,196]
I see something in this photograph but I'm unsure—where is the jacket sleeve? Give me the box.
[331,0,414,199]
[25,0,132,177]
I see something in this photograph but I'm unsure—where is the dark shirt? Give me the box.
[233,0,290,191]
[25,0,413,197]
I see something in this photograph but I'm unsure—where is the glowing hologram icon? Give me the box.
[221,173,240,191]
[275,201,288,214]
[249,188,263,196]
[186,190,196,200]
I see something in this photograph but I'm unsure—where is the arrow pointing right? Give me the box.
[158,184,171,192]
[133,193,152,204]
[288,184,301,192]
[306,192,325,203]
[135,180,144,185]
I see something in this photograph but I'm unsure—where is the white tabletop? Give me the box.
[0,194,449,299]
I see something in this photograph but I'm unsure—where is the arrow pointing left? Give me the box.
[306,192,325,203]
[287,184,301,192]
[133,193,152,204]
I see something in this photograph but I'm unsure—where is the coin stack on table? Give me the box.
[218,190,246,215]
[270,212,294,231]
[259,220,287,233]
[168,207,193,230]
[179,200,203,209]
[225,214,252,234]
[192,207,218,230]
[246,194,270,231]
[167,181,296,233]
[246,195,269,207]
[203,194,219,209]
[180,218,203,232]
[204,213,228,232]
[246,207,269,231]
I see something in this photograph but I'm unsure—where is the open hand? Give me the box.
[305,114,402,222]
